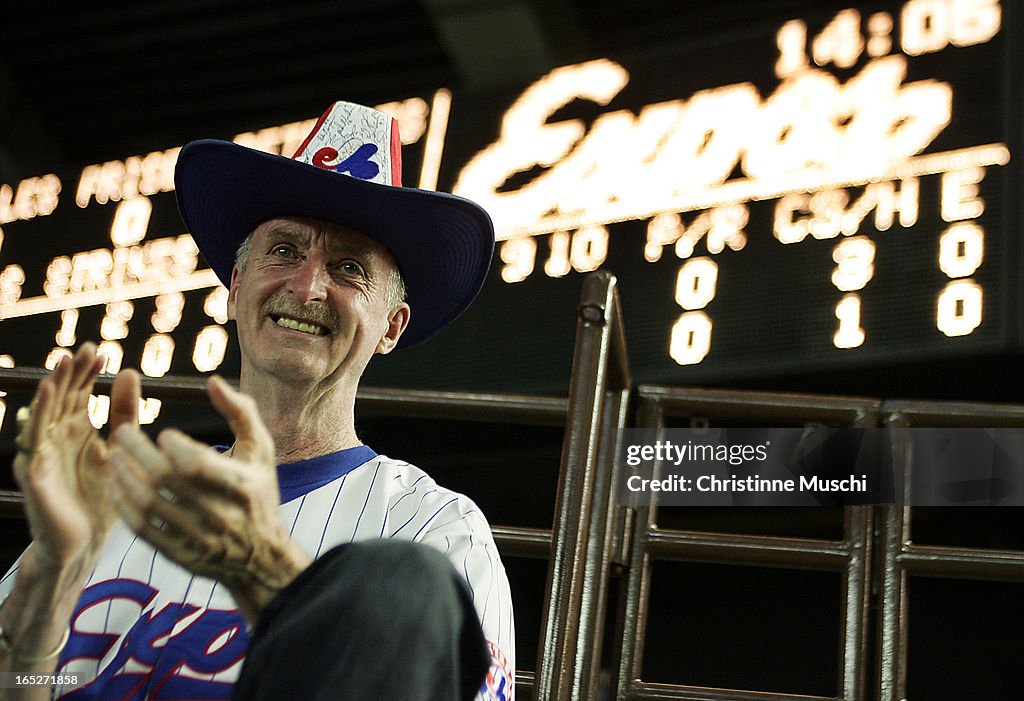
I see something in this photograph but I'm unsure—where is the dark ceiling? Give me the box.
[0,0,852,182]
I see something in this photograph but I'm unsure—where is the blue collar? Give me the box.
[215,444,378,504]
[276,445,378,504]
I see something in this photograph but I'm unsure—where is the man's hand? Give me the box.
[1,344,138,695]
[13,343,139,570]
[108,376,311,624]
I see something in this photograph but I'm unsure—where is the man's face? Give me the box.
[227,216,410,390]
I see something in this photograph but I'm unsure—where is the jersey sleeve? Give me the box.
[416,501,516,701]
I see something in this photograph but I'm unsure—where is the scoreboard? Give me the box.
[0,0,1021,437]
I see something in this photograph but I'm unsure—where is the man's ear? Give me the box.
[375,303,411,355]
[226,266,241,321]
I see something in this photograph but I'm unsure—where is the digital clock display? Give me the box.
[0,0,1020,439]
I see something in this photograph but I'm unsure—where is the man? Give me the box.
[0,101,514,700]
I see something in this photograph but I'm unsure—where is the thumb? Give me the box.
[207,375,274,463]
[108,369,141,434]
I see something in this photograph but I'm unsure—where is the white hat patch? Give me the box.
[292,101,401,186]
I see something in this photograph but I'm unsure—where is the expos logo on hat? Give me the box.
[293,101,403,186]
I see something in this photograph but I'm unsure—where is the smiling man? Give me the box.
[0,102,514,701]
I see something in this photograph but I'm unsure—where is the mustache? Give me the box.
[263,291,339,333]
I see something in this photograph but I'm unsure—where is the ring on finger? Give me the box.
[15,406,31,431]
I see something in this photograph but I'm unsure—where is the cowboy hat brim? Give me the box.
[174,139,494,349]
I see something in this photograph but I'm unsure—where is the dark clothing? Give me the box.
[232,540,490,701]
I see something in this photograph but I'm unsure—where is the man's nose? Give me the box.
[288,257,331,303]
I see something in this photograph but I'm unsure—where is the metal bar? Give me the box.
[0,368,568,425]
[882,399,1024,426]
[0,367,213,400]
[606,284,635,569]
[615,396,665,701]
[578,385,632,700]
[535,271,618,701]
[637,386,880,425]
[876,504,908,701]
[607,282,632,391]
[516,670,535,700]
[839,506,872,701]
[838,408,878,701]
[899,545,1024,581]
[491,526,553,558]
[0,490,24,518]
[574,272,633,700]
[876,413,913,701]
[356,388,567,425]
[625,681,836,701]
[645,530,850,569]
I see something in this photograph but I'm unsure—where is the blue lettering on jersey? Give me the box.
[59,580,250,700]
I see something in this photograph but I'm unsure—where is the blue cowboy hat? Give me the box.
[174,101,494,349]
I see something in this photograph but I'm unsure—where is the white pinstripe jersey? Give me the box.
[0,446,515,701]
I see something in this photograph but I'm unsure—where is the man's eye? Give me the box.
[271,245,295,258]
[339,261,364,276]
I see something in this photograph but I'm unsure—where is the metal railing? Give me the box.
[611,388,1024,701]
[613,387,880,701]
[876,399,1024,701]
[534,271,632,701]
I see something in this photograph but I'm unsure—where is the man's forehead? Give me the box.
[255,216,393,260]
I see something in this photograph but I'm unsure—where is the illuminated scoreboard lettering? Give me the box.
[441,0,1015,394]
[0,0,1021,418]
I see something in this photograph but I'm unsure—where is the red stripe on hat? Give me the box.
[292,104,335,159]
[389,117,403,187]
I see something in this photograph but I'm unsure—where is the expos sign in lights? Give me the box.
[453,0,1007,366]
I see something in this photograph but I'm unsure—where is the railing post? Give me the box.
[535,271,631,701]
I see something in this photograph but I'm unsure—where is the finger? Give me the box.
[157,429,251,505]
[66,343,102,416]
[16,380,55,454]
[13,383,62,520]
[12,388,49,485]
[85,435,109,471]
[49,353,74,416]
[207,376,274,462]
[109,369,141,434]
[111,445,246,577]
[111,424,172,482]
[110,449,214,555]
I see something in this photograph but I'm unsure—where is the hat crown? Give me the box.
[292,101,403,187]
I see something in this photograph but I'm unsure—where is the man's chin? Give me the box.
[248,356,335,385]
